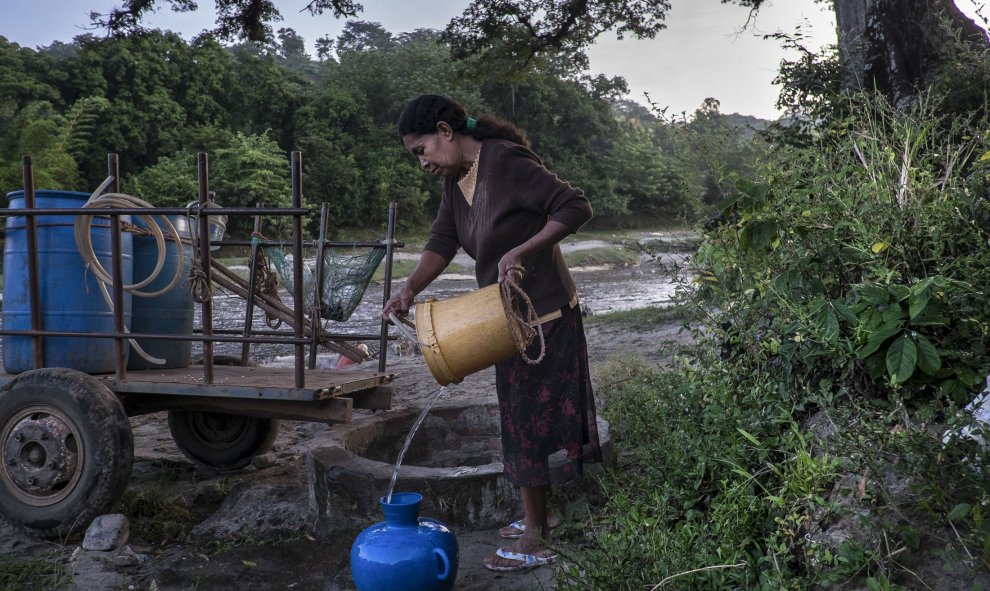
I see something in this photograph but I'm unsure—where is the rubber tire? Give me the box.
[167,411,279,470]
[0,368,134,537]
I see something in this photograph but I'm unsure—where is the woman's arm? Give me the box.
[381,250,450,318]
[497,219,572,284]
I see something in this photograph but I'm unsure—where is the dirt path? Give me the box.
[0,314,694,591]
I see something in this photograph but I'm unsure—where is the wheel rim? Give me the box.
[188,412,252,451]
[1,405,84,507]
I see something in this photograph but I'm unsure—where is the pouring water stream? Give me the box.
[385,384,447,504]
[384,311,446,504]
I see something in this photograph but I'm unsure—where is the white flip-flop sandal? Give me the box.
[484,546,557,572]
[499,519,527,539]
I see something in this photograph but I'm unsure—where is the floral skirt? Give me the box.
[495,303,601,488]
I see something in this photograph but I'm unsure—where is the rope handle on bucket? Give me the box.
[500,280,546,365]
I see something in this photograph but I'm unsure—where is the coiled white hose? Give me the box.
[73,184,188,365]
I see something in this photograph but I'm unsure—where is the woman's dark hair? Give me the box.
[397,94,529,147]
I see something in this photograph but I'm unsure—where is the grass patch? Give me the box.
[586,305,692,326]
[438,262,471,276]
[371,258,417,282]
[0,553,71,591]
[117,479,198,544]
[203,531,260,555]
[564,246,639,268]
[371,259,472,282]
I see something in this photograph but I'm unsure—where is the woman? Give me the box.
[383,94,601,572]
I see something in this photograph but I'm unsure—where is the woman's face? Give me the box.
[402,123,461,177]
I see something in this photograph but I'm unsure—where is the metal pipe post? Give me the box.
[378,202,397,373]
[107,154,127,378]
[291,151,305,388]
[21,156,44,369]
[197,152,214,383]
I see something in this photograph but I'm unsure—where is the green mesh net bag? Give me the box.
[256,237,386,322]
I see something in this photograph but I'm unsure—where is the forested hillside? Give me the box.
[0,23,767,235]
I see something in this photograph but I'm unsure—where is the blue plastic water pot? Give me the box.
[2,190,133,374]
[350,492,458,591]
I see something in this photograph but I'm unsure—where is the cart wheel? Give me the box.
[0,368,134,537]
[168,411,279,470]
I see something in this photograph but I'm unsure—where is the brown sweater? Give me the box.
[424,139,593,316]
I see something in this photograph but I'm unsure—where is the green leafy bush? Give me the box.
[563,93,990,590]
[696,93,990,406]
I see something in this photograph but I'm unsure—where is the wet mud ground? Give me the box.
[0,315,695,591]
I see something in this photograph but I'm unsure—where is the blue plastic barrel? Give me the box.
[127,215,194,370]
[2,190,133,374]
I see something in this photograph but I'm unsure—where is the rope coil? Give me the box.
[500,280,546,365]
[73,184,190,365]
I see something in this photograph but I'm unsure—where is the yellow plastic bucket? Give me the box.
[412,284,528,385]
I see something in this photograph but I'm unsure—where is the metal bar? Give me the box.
[107,154,127,379]
[0,328,315,344]
[0,207,310,217]
[309,203,329,370]
[197,152,214,383]
[241,214,263,365]
[379,202,398,373]
[0,327,392,343]
[205,329,392,341]
[291,151,305,388]
[215,239,397,248]
[21,156,44,369]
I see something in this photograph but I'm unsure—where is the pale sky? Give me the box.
[2,1,986,119]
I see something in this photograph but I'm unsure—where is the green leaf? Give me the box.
[909,287,932,320]
[914,334,942,376]
[737,427,761,446]
[886,334,917,384]
[856,320,904,359]
[889,284,910,301]
[863,352,887,379]
[731,468,755,480]
[855,284,889,305]
[716,193,742,216]
[739,220,779,251]
[819,307,840,343]
[832,300,858,325]
[948,503,972,521]
[882,304,907,323]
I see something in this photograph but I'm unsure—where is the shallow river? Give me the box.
[201,248,691,365]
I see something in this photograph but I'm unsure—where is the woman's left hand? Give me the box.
[498,250,526,285]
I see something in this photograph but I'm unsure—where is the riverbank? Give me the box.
[0,308,695,591]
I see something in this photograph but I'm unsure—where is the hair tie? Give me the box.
[466,116,477,131]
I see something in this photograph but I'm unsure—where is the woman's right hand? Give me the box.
[382,285,415,321]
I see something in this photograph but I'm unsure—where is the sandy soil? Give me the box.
[0,313,694,591]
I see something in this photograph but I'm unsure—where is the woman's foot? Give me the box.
[483,537,557,572]
[498,512,561,539]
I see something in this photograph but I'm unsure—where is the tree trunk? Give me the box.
[834,0,987,107]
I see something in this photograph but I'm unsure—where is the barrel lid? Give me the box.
[5,190,92,205]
